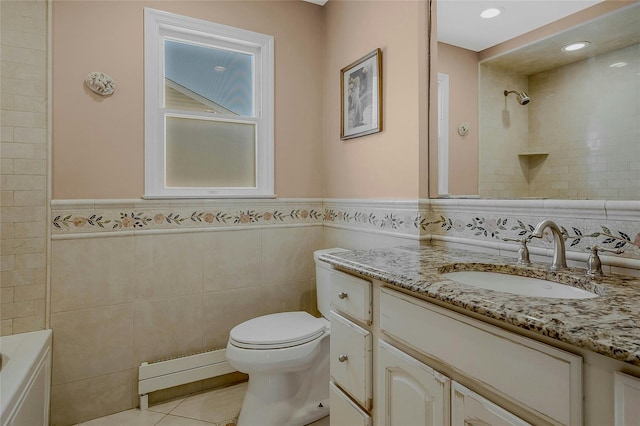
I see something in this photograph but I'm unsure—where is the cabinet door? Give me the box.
[452,382,531,426]
[330,381,372,426]
[377,340,450,426]
[614,371,640,426]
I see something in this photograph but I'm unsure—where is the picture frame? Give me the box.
[340,48,382,140]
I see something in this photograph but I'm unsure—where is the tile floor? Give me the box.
[76,382,330,426]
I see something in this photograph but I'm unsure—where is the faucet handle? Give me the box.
[586,245,624,277]
[503,236,532,265]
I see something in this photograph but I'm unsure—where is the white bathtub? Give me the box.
[0,330,52,426]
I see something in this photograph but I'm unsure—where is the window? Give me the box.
[144,8,274,198]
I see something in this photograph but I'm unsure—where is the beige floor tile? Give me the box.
[168,383,246,424]
[307,415,330,426]
[78,380,327,426]
[148,397,186,414]
[155,414,215,425]
[76,408,165,425]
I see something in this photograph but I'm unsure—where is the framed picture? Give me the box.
[340,48,382,140]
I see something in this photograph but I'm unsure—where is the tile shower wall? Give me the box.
[528,44,640,200]
[0,0,48,336]
[480,43,639,199]
[479,63,529,198]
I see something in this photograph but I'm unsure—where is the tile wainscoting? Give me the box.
[49,199,324,425]
[47,197,639,425]
[51,197,640,275]
[322,198,640,274]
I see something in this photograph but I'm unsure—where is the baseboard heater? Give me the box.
[138,348,235,410]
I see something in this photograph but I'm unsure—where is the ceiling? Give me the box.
[485,2,640,75]
[437,0,604,52]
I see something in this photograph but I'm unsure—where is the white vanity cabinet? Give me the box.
[325,261,640,426]
[329,269,373,423]
[379,287,583,426]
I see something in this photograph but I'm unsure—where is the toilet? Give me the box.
[226,248,348,426]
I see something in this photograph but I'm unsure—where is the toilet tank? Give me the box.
[314,248,349,319]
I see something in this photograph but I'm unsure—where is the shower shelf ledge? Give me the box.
[518,152,549,157]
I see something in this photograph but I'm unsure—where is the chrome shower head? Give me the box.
[504,90,530,105]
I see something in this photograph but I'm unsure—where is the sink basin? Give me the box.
[442,271,598,299]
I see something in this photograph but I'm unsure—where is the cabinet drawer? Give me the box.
[380,288,582,425]
[330,311,373,409]
[331,270,372,324]
[330,381,372,426]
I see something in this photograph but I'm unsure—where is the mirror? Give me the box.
[433,1,640,200]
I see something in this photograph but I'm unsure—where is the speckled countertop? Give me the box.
[320,245,640,366]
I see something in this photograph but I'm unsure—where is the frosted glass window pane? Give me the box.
[166,117,256,188]
[164,40,253,116]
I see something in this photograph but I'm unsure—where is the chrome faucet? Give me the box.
[531,220,568,271]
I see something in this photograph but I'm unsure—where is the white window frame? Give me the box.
[144,8,274,198]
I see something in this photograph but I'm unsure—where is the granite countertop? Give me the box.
[320,245,640,366]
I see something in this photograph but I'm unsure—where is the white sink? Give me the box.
[442,271,598,299]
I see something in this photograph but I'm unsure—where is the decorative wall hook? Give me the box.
[85,71,115,96]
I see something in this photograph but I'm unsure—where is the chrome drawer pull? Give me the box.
[338,355,348,363]
[338,292,348,299]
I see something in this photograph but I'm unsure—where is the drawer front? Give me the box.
[380,288,582,426]
[330,311,373,409]
[331,270,372,324]
[330,381,372,426]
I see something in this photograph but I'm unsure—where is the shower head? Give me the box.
[504,90,530,105]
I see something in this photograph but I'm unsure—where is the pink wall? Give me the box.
[52,1,324,199]
[437,42,479,195]
[322,0,429,199]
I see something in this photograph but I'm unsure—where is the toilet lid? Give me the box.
[229,311,327,349]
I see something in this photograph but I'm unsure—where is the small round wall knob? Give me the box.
[338,292,348,299]
[338,355,348,362]
[458,122,470,136]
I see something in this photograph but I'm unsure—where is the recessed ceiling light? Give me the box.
[561,42,590,52]
[480,7,502,19]
[214,66,226,72]
[609,62,627,68]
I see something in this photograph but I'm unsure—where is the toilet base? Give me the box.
[236,338,330,426]
[238,376,329,426]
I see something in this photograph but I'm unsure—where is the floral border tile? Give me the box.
[427,203,640,260]
[50,199,640,261]
[51,200,324,235]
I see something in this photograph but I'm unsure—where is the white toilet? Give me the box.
[226,248,348,426]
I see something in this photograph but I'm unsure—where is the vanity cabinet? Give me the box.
[380,287,583,425]
[324,248,640,426]
[329,269,373,423]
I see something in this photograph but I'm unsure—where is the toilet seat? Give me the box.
[229,311,328,350]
